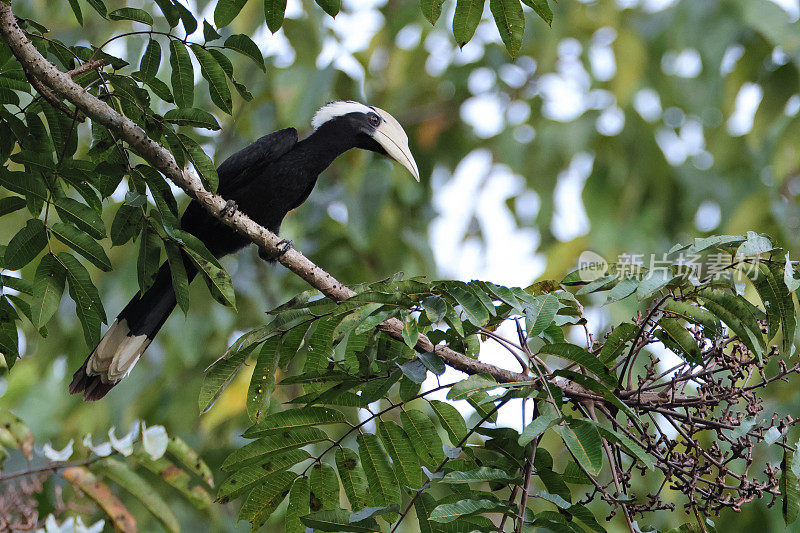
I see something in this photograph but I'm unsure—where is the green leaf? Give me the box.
[300,509,379,532]
[398,358,427,384]
[4,219,46,270]
[593,423,654,471]
[176,133,219,192]
[663,300,723,341]
[0,170,47,204]
[67,0,83,24]
[199,348,248,413]
[429,498,508,522]
[418,350,446,376]
[526,293,560,337]
[264,0,287,32]
[285,476,311,533]
[552,369,638,422]
[139,39,161,79]
[786,252,800,292]
[442,283,490,326]
[555,420,603,477]
[110,203,144,247]
[245,407,347,437]
[137,226,161,294]
[0,197,26,217]
[490,0,525,57]
[598,323,637,364]
[420,0,445,25]
[58,252,106,346]
[96,458,179,533]
[606,277,638,302]
[85,0,107,18]
[53,196,105,239]
[782,449,800,526]
[335,447,369,511]
[246,337,279,424]
[175,3,198,35]
[401,312,419,348]
[453,0,485,47]
[216,449,310,503]
[700,289,765,359]
[50,223,112,272]
[109,7,154,25]
[756,262,796,356]
[430,399,468,445]
[168,227,234,307]
[357,433,401,507]
[538,343,615,386]
[166,436,215,487]
[440,467,517,484]
[309,462,339,510]
[163,239,189,314]
[203,20,222,42]
[414,493,438,533]
[400,409,445,469]
[377,421,423,490]
[314,0,341,16]
[519,402,560,445]
[655,318,701,363]
[238,470,296,529]
[223,34,266,71]
[163,108,221,130]
[447,374,500,401]
[222,427,329,471]
[30,254,66,328]
[169,40,194,108]
[190,44,233,115]
[134,454,212,509]
[522,0,553,25]
[214,0,249,27]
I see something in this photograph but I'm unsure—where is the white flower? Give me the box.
[141,422,168,460]
[36,514,73,533]
[42,440,73,462]
[75,517,105,533]
[36,515,103,533]
[82,433,112,457]
[108,421,140,456]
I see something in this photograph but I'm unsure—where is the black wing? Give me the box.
[216,127,298,196]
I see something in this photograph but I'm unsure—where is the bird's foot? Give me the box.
[220,199,237,217]
[258,239,294,262]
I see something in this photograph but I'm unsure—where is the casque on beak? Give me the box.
[371,107,420,182]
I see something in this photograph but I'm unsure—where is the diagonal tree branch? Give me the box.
[0,3,681,406]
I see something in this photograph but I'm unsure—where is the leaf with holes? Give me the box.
[335,447,369,511]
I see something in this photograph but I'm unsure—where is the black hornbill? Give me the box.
[69,101,419,401]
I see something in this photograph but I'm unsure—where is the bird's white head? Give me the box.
[311,101,420,182]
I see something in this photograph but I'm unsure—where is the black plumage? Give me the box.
[69,102,418,400]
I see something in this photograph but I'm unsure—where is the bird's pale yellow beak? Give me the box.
[372,107,420,182]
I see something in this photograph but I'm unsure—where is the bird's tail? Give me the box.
[69,259,196,400]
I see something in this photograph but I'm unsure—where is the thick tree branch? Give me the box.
[0,3,686,407]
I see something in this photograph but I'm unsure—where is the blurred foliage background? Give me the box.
[3,0,800,530]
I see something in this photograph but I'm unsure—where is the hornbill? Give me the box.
[69,101,419,401]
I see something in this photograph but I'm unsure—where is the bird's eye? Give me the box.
[369,114,381,126]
